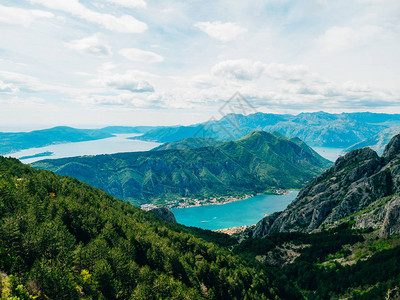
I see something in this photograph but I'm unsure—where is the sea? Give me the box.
[171,191,299,230]
[6,134,161,164]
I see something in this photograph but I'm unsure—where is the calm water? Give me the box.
[311,146,344,162]
[8,134,161,164]
[172,191,299,230]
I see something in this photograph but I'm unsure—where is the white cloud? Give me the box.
[0,71,46,92]
[106,76,154,93]
[318,25,382,52]
[65,33,112,57]
[212,60,264,80]
[0,80,18,94]
[194,21,247,42]
[0,4,53,26]
[211,60,312,82]
[264,63,313,82]
[119,48,164,63]
[90,71,155,93]
[103,0,147,9]
[30,0,147,33]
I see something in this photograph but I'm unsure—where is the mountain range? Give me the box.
[3,112,400,157]
[3,134,400,298]
[32,131,331,206]
[135,111,400,148]
[345,126,400,155]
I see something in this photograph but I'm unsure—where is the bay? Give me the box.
[172,191,299,230]
[311,146,344,162]
[7,134,161,164]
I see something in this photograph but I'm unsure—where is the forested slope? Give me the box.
[0,156,294,299]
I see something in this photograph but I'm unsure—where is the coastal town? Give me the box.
[140,189,289,210]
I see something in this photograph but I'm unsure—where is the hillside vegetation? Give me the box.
[0,156,294,299]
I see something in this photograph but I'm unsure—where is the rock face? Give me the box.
[253,134,400,238]
[149,206,177,223]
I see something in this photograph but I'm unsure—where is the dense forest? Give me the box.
[0,156,296,299]
[235,223,400,299]
[2,155,400,299]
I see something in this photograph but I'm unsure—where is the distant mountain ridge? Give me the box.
[345,126,400,155]
[151,137,224,151]
[32,131,331,206]
[252,133,400,238]
[136,111,400,147]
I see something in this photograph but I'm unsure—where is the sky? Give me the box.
[0,0,400,130]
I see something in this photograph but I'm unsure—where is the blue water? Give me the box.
[311,146,344,162]
[7,134,161,164]
[172,191,299,230]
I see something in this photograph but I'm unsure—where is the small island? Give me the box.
[19,151,54,160]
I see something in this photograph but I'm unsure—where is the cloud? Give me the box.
[102,0,147,9]
[0,71,46,92]
[119,48,164,63]
[30,0,147,33]
[212,60,264,80]
[90,71,155,93]
[107,77,154,93]
[263,63,313,82]
[65,33,112,57]
[318,25,382,52]
[0,80,18,94]
[211,60,311,82]
[194,21,247,42]
[0,4,53,26]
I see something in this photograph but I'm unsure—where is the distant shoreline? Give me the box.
[166,189,289,210]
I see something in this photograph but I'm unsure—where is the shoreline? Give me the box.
[214,224,256,236]
[167,189,289,210]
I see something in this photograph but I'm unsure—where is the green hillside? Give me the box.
[32,131,331,206]
[151,137,223,151]
[0,156,294,299]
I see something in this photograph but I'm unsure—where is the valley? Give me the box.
[3,1,400,297]
[31,131,330,206]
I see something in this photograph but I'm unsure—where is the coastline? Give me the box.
[165,189,289,209]
[214,225,255,236]
[140,189,291,211]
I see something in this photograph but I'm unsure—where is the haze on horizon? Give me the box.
[0,0,399,131]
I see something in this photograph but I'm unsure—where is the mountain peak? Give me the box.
[382,134,400,161]
[334,147,379,171]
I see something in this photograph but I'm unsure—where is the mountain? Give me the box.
[0,156,295,299]
[151,137,224,151]
[345,126,400,155]
[32,131,331,206]
[0,126,114,155]
[100,125,160,134]
[252,133,400,239]
[136,112,400,147]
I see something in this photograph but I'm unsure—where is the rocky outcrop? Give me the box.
[149,206,177,223]
[253,134,400,238]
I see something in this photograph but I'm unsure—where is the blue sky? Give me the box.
[0,0,399,130]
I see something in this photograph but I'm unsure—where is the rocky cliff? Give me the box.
[149,206,177,223]
[253,134,400,238]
